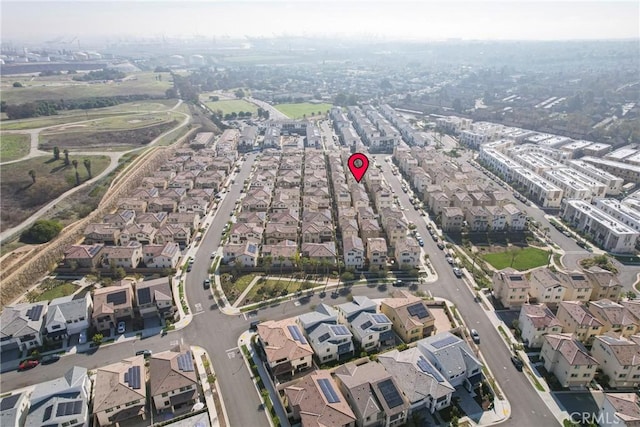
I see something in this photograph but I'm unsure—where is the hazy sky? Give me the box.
[2,1,639,43]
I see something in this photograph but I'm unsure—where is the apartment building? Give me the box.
[569,160,624,196]
[582,156,640,183]
[595,199,640,233]
[562,200,639,253]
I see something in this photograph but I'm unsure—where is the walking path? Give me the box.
[192,345,229,427]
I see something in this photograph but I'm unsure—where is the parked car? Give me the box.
[432,234,439,242]
[18,360,39,371]
[41,354,61,364]
[446,255,454,265]
[203,278,211,289]
[436,241,445,250]
[187,264,193,272]
[470,329,480,344]
[418,239,424,247]
[453,267,463,278]
[117,321,126,334]
[511,355,524,371]
[392,280,404,287]
[135,350,152,358]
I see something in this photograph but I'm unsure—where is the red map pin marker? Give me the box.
[348,153,369,183]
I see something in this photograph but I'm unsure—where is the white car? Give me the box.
[117,321,126,334]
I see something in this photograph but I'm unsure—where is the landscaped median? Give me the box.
[241,343,281,427]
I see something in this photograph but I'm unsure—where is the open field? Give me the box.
[274,102,333,119]
[1,155,110,231]
[39,119,180,151]
[44,111,181,133]
[482,246,550,271]
[1,133,31,162]
[1,72,172,104]
[204,99,258,115]
[0,100,177,130]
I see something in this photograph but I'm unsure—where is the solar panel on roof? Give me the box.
[127,366,141,389]
[137,288,152,305]
[317,378,340,403]
[107,291,127,306]
[332,325,350,336]
[377,379,404,409]
[88,245,102,257]
[287,325,307,344]
[318,333,330,343]
[360,321,373,330]
[372,314,389,323]
[570,275,586,281]
[177,351,195,372]
[430,334,459,349]
[407,303,428,319]
[417,356,444,382]
[27,305,44,321]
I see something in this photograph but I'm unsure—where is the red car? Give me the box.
[18,360,39,371]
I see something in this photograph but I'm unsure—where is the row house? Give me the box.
[229,223,264,245]
[492,269,530,309]
[541,333,598,388]
[156,224,191,248]
[265,223,298,245]
[441,207,464,232]
[518,304,563,348]
[556,301,604,345]
[591,335,640,389]
[588,300,639,339]
[101,242,143,269]
[92,280,135,332]
[261,240,298,266]
[366,238,387,268]
[257,318,314,379]
[301,242,337,265]
[381,291,435,343]
[394,237,421,269]
[301,221,333,243]
[343,235,365,270]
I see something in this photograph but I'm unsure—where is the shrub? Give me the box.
[20,219,63,243]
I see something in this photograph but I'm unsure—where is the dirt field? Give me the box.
[1,155,110,232]
[39,119,179,151]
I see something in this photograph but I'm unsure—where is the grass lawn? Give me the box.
[1,72,172,104]
[204,99,258,115]
[482,246,550,271]
[1,155,110,232]
[243,278,308,303]
[34,283,78,302]
[1,133,30,162]
[274,102,333,119]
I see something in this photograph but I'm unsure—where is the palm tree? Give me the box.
[83,159,92,178]
[53,146,60,161]
[263,255,272,276]
[28,169,36,184]
[278,255,286,277]
[63,149,70,165]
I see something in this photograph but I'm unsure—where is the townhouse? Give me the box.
[556,301,604,345]
[149,349,199,414]
[257,318,314,379]
[380,291,434,343]
[491,269,530,309]
[518,304,563,348]
[591,335,640,389]
[541,333,598,388]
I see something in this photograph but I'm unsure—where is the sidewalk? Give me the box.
[192,345,229,427]
[238,331,290,427]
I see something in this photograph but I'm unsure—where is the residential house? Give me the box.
[229,223,264,245]
[366,238,387,268]
[100,242,143,269]
[84,224,121,245]
[417,332,484,391]
[149,349,199,413]
[298,304,338,334]
[63,244,104,269]
[25,366,91,427]
[142,242,181,269]
[92,281,135,332]
[257,318,314,379]
[503,204,527,231]
[301,242,337,265]
[465,206,490,232]
[135,212,168,229]
[44,294,92,342]
[103,210,136,228]
[588,300,638,338]
[380,290,434,343]
[349,312,395,352]
[598,393,640,427]
[265,223,298,245]
[119,223,157,246]
[378,347,455,414]
[336,296,377,324]
[360,219,382,241]
[383,217,409,248]
[0,303,47,352]
[591,335,640,389]
[146,198,177,214]
[557,271,593,303]
[492,269,530,309]
[540,333,598,388]
[585,267,623,301]
[166,212,200,232]
[486,205,507,231]
[441,207,464,232]
[222,240,259,267]
[93,356,147,426]
[394,237,421,269]
[135,278,174,321]
[556,301,604,345]
[343,236,365,270]
[334,361,409,427]
[156,224,191,248]
[308,323,355,363]
[302,221,333,244]
[283,371,356,427]
[529,268,567,307]
[518,304,563,348]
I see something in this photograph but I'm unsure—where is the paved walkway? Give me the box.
[192,345,228,427]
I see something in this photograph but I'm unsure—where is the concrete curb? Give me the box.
[191,345,229,427]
